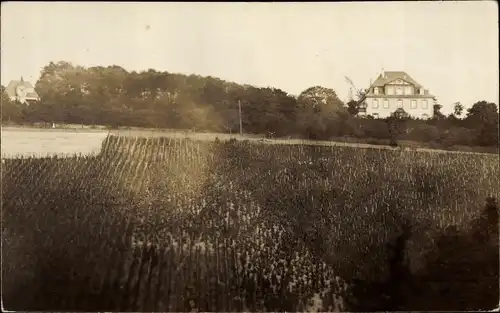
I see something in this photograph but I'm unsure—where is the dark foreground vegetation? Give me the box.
[2,61,499,152]
[2,136,499,311]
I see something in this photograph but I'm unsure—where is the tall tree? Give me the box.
[453,102,464,118]
[297,86,344,111]
[296,86,346,139]
[465,101,499,146]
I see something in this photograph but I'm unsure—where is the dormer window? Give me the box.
[387,86,394,95]
[374,87,379,95]
[419,88,424,95]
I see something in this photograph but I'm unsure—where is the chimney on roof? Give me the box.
[20,76,24,82]
[381,68,386,78]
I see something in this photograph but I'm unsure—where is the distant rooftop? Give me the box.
[5,77,39,99]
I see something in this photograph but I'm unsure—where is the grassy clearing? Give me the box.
[2,135,499,311]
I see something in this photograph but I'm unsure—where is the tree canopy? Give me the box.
[1,61,498,148]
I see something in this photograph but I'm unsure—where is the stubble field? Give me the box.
[2,134,499,311]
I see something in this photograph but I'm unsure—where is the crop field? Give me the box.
[2,135,499,311]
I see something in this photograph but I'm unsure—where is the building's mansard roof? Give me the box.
[368,71,434,98]
[372,71,422,88]
[365,93,435,99]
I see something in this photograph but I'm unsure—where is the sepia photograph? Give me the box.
[1,1,499,312]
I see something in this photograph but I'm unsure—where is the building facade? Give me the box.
[5,77,40,105]
[358,71,435,119]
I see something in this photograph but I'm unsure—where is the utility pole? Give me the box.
[238,99,243,135]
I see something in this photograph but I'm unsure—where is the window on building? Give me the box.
[422,113,429,119]
[373,113,379,118]
[383,99,389,109]
[410,100,417,109]
[419,88,424,95]
[396,87,403,95]
[405,86,412,95]
[397,99,403,108]
[372,99,379,109]
[422,99,428,109]
[374,87,379,95]
[387,86,394,95]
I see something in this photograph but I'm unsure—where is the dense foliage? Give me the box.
[1,61,499,149]
[2,136,499,311]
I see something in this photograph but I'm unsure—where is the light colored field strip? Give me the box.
[1,128,110,159]
[1,126,497,158]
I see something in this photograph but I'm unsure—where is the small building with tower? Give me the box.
[5,77,40,105]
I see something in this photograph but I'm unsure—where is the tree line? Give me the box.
[1,61,498,148]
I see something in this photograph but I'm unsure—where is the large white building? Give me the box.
[358,71,436,119]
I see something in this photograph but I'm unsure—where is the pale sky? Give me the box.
[1,2,498,114]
